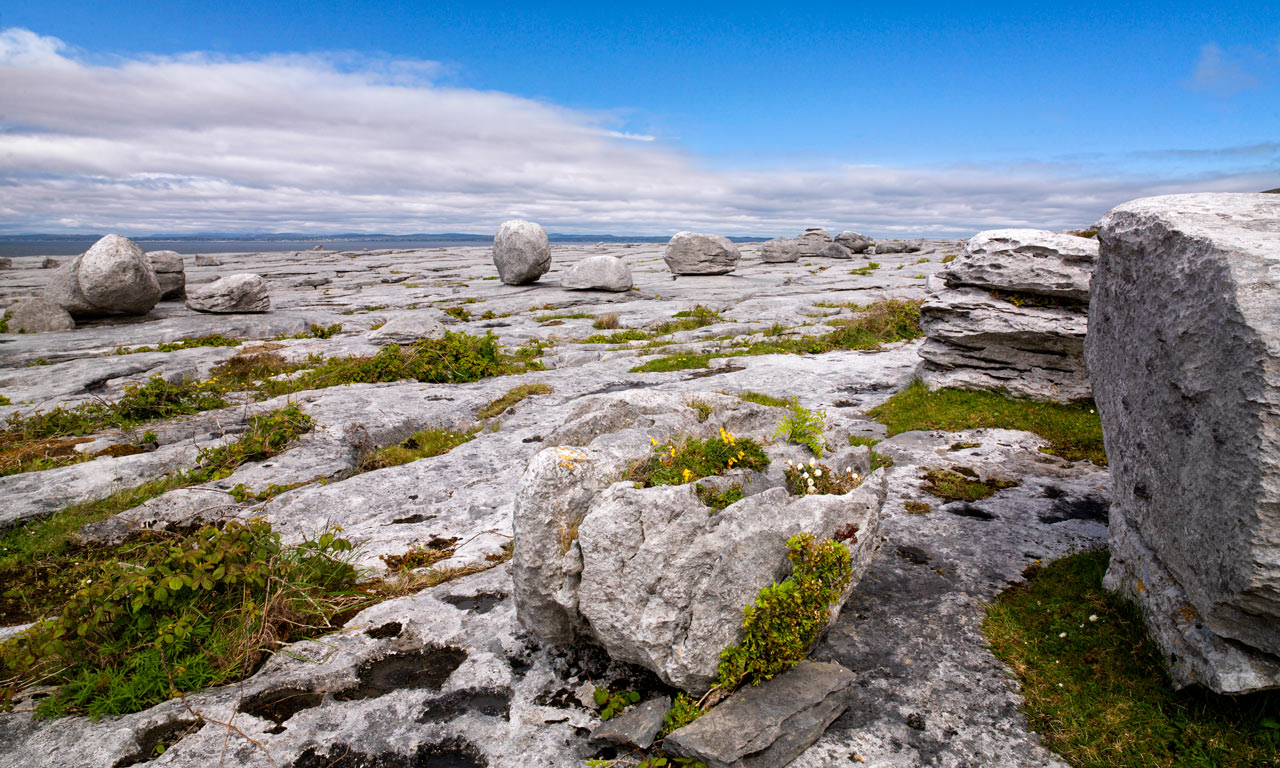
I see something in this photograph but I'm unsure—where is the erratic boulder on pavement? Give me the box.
[43,234,162,317]
[760,237,800,263]
[146,250,186,300]
[795,227,833,257]
[872,239,922,254]
[185,273,271,313]
[664,661,856,768]
[834,231,873,254]
[493,219,552,285]
[194,253,222,267]
[561,254,632,291]
[3,298,75,333]
[1086,192,1280,694]
[366,311,447,346]
[918,228,1097,402]
[512,391,884,692]
[664,232,741,275]
[818,242,853,259]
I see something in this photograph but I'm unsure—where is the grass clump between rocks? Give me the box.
[109,334,243,355]
[849,262,881,276]
[477,382,553,419]
[849,435,894,470]
[735,391,789,408]
[921,466,1018,502]
[984,550,1280,767]
[0,519,363,719]
[867,380,1106,465]
[358,427,477,472]
[782,459,862,496]
[695,482,744,511]
[631,428,768,487]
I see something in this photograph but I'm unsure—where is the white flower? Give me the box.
[1058,632,1067,638]
[846,467,853,474]
[809,458,816,467]
[1088,615,1098,622]
[814,469,822,477]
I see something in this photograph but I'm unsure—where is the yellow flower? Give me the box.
[651,437,659,445]
[682,468,693,483]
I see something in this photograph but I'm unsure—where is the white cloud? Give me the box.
[1184,42,1261,96]
[0,28,1272,237]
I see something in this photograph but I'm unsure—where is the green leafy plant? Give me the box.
[110,334,243,355]
[662,692,704,735]
[687,400,713,422]
[593,686,641,720]
[443,306,473,321]
[773,399,826,456]
[695,482,744,511]
[714,533,851,692]
[849,261,880,276]
[358,426,477,472]
[921,467,1017,502]
[0,395,10,406]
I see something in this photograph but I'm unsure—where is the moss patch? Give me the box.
[984,551,1280,767]
[476,383,553,419]
[358,427,476,472]
[921,467,1018,502]
[868,380,1105,465]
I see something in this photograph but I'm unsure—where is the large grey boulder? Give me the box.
[1086,192,1280,693]
[43,234,161,317]
[3,298,75,333]
[817,242,853,259]
[664,661,855,768]
[511,392,884,692]
[944,229,1096,302]
[759,237,800,263]
[664,232,741,275]
[493,219,551,284]
[795,227,832,257]
[561,254,632,291]
[366,311,447,346]
[918,228,1096,402]
[146,250,187,300]
[185,273,270,313]
[834,231,873,254]
[872,239,922,254]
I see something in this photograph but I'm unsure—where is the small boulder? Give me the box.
[759,238,800,263]
[0,257,11,269]
[795,227,832,257]
[3,298,75,333]
[367,312,447,346]
[146,250,186,300]
[561,255,633,292]
[817,242,853,259]
[38,257,58,269]
[194,254,222,267]
[834,231,873,253]
[43,234,161,317]
[664,661,855,768]
[590,695,670,749]
[295,276,331,288]
[493,219,552,285]
[664,232,741,275]
[185,274,270,313]
[873,239,922,254]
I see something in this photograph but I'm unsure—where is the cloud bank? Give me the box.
[0,28,1273,237]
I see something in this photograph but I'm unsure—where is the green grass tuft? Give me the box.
[736,391,789,408]
[476,383,553,419]
[867,380,1105,464]
[359,427,476,472]
[921,467,1017,502]
[985,551,1280,767]
[110,334,243,355]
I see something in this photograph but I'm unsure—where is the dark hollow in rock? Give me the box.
[896,545,931,565]
[417,687,513,723]
[333,647,468,701]
[532,687,579,710]
[366,621,404,639]
[587,381,662,395]
[392,514,435,525]
[239,687,325,734]
[113,718,200,767]
[683,364,746,379]
[948,504,997,521]
[442,592,508,615]
[521,435,544,443]
[1039,495,1109,524]
[289,738,487,768]
[906,712,927,731]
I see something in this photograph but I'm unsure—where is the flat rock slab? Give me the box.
[665,661,855,768]
[590,695,670,749]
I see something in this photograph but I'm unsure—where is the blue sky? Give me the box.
[0,1,1276,235]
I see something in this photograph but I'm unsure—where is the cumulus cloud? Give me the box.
[0,28,1272,237]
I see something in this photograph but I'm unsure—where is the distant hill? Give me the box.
[1264,188,1280,194]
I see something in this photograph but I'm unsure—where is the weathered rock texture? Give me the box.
[919,228,1097,402]
[665,661,855,768]
[186,273,271,313]
[1087,192,1280,693]
[194,253,221,267]
[664,232,741,275]
[795,228,833,257]
[760,237,800,263]
[4,298,74,333]
[146,250,187,300]
[834,231,873,254]
[873,240,921,254]
[43,234,162,317]
[366,311,446,346]
[493,219,552,284]
[560,254,632,291]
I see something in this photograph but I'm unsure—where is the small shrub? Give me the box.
[773,400,826,456]
[358,427,476,472]
[921,467,1017,502]
[695,482,744,511]
[443,306,472,321]
[110,334,242,355]
[904,500,932,514]
[687,399,713,422]
[849,262,881,276]
[662,692,704,735]
[631,429,769,487]
[593,313,620,330]
[650,305,720,336]
[381,538,458,571]
[941,253,957,263]
[581,329,648,344]
[0,395,11,406]
[714,533,851,691]
[736,391,788,408]
[306,322,342,339]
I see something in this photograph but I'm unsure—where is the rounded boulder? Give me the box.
[493,219,552,285]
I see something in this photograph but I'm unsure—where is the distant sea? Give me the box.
[0,234,767,259]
